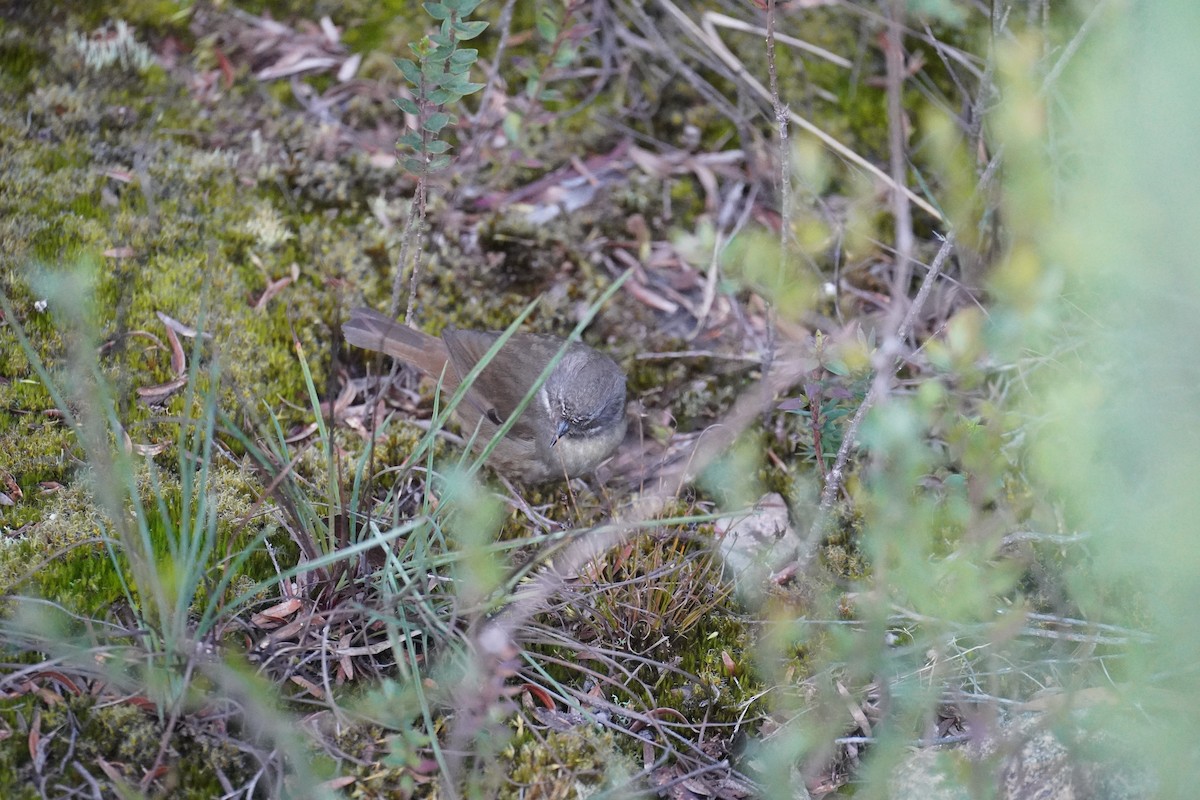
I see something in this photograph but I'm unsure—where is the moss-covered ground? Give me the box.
[0,1,1162,798]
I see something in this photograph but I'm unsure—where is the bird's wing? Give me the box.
[441,329,572,442]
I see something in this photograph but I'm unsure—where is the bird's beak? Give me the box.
[550,419,570,447]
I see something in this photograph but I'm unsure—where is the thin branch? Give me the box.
[684,5,944,221]
[765,0,792,255]
[808,232,957,539]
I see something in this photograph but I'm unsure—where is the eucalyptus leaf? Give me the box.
[535,10,558,42]
[422,2,450,21]
[398,132,424,149]
[394,58,421,84]
[424,112,451,133]
[453,20,488,40]
[393,96,420,115]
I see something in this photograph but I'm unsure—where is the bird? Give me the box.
[343,307,627,483]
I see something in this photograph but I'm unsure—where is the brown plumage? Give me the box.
[343,307,626,483]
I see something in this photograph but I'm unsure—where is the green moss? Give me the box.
[0,5,411,432]
[0,26,47,96]
[0,692,260,797]
[0,3,1039,795]
[522,525,768,738]
[0,462,287,618]
[502,726,634,798]
[308,722,419,797]
[0,415,80,531]
[821,512,870,582]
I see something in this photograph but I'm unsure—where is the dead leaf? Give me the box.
[95,758,126,784]
[338,52,361,82]
[337,633,354,682]
[35,670,82,696]
[156,311,212,340]
[522,683,557,711]
[159,314,186,375]
[321,776,357,790]
[623,271,680,314]
[251,598,304,628]
[285,422,319,444]
[290,675,324,699]
[130,440,170,456]
[252,268,296,310]
[257,56,339,80]
[102,168,134,183]
[136,376,188,406]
